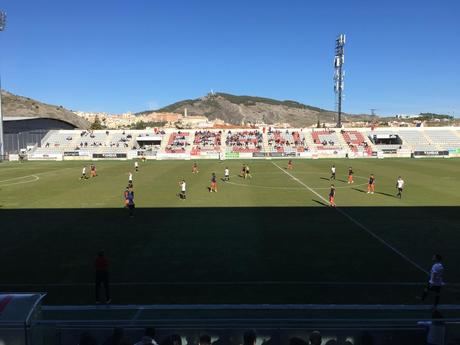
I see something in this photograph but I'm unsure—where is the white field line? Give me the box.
[271,161,429,275]
[0,175,39,186]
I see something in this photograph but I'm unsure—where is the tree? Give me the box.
[90,115,104,130]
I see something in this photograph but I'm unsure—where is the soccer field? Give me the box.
[0,159,459,305]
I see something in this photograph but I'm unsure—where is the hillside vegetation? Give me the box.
[138,92,374,126]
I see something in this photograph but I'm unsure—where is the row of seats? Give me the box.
[191,130,222,155]
[225,130,263,153]
[33,128,460,156]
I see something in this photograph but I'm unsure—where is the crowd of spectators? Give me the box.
[192,130,222,153]
[225,130,263,152]
[166,132,190,153]
[267,129,308,152]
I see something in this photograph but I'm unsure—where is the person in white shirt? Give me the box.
[128,172,133,184]
[135,161,139,172]
[421,254,444,307]
[224,167,230,181]
[330,165,336,180]
[80,166,87,180]
[179,180,186,199]
[396,176,405,199]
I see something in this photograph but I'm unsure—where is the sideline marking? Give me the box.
[271,162,428,275]
[0,175,39,186]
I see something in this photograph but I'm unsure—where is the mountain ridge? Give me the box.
[137,92,375,126]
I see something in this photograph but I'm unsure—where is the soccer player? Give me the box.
[287,160,293,170]
[80,166,87,180]
[420,254,445,307]
[240,164,246,178]
[126,188,135,217]
[123,187,129,207]
[224,167,230,181]
[245,164,252,179]
[329,184,336,207]
[330,165,336,180]
[90,164,97,178]
[134,161,139,172]
[128,172,133,185]
[367,174,375,194]
[396,176,405,199]
[210,172,217,192]
[179,180,186,199]
[192,162,199,174]
[347,167,354,184]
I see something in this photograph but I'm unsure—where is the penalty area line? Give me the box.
[271,161,428,275]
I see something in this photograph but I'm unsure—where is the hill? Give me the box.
[2,90,89,129]
[137,92,376,126]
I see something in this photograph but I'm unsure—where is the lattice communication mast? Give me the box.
[334,34,346,128]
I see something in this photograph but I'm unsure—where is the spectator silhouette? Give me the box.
[417,310,446,345]
[79,332,98,345]
[135,327,158,345]
[309,331,322,345]
[199,335,211,345]
[289,337,308,345]
[361,332,374,345]
[103,327,124,345]
[243,330,257,345]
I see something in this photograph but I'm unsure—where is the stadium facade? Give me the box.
[10,126,460,161]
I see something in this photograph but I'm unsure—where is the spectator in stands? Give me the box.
[289,338,308,345]
[198,335,211,345]
[95,250,111,304]
[417,310,446,345]
[160,334,181,345]
[103,327,125,345]
[79,332,98,345]
[361,332,374,345]
[243,330,257,345]
[135,327,158,345]
[309,331,322,345]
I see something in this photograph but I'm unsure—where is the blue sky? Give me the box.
[1,0,459,116]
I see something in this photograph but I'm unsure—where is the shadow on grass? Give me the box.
[0,206,459,305]
[376,191,398,198]
[312,199,329,206]
[352,188,367,193]
[320,177,331,181]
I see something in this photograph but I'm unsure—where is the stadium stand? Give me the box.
[341,130,373,156]
[7,299,460,345]
[225,130,263,153]
[397,130,438,151]
[191,130,222,156]
[310,130,344,151]
[267,129,309,153]
[423,129,460,150]
[165,131,191,153]
[21,127,460,160]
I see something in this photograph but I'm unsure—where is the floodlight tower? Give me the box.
[334,34,346,128]
[0,11,6,158]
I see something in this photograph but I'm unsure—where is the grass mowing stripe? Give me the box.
[271,161,429,275]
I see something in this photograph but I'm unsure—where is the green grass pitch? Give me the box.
[0,158,459,305]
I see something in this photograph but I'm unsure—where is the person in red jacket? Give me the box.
[95,250,111,304]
